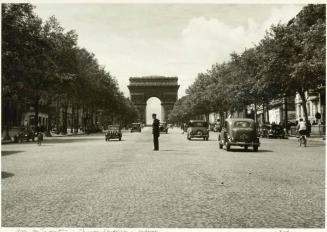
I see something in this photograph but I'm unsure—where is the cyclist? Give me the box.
[37,131,43,146]
[297,118,307,145]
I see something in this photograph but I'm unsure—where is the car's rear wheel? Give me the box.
[253,146,258,152]
[119,137,121,141]
[244,146,248,151]
[219,143,223,149]
[226,144,231,151]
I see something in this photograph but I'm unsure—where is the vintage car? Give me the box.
[187,120,209,140]
[218,118,260,151]
[130,123,141,133]
[159,122,168,133]
[105,125,122,141]
[13,127,37,143]
[267,124,286,139]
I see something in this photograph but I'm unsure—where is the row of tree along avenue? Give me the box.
[169,4,325,128]
[2,4,139,139]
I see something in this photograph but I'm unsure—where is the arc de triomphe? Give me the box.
[128,76,179,124]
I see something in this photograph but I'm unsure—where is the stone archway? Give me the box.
[128,76,179,124]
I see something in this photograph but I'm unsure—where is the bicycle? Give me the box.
[297,131,307,147]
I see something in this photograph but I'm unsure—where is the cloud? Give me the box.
[178,5,302,65]
[172,5,303,96]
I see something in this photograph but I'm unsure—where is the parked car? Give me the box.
[267,124,286,139]
[105,125,122,141]
[13,127,37,143]
[218,118,260,151]
[159,122,168,133]
[187,120,209,140]
[130,123,141,133]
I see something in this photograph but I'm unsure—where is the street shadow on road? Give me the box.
[158,150,178,152]
[1,171,14,179]
[226,149,273,153]
[305,142,325,147]
[44,137,101,144]
[1,150,24,156]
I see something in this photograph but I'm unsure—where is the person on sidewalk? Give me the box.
[152,113,160,151]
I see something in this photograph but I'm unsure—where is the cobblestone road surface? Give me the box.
[2,128,325,228]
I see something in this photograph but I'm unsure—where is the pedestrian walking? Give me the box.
[152,113,160,151]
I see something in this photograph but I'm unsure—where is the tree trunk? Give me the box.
[82,107,87,131]
[219,112,224,122]
[299,91,309,123]
[46,109,52,137]
[205,113,209,122]
[33,96,40,131]
[3,99,11,140]
[254,102,257,123]
[55,100,60,133]
[266,101,270,124]
[75,106,79,133]
[284,97,288,134]
[74,105,79,133]
[71,104,74,133]
[62,104,68,134]
[262,104,265,124]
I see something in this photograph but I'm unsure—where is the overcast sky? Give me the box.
[34,3,304,100]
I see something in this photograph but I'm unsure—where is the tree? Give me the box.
[262,4,325,123]
[2,4,43,137]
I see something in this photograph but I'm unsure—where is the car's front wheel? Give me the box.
[253,145,258,152]
[226,144,231,151]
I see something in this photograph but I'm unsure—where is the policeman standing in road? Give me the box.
[152,113,160,151]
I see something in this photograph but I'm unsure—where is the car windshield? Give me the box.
[234,121,251,128]
[108,126,119,130]
[189,122,208,127]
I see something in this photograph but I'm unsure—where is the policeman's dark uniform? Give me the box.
[152,118,160,150]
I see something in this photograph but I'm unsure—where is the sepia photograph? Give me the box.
[1,0,326,230]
